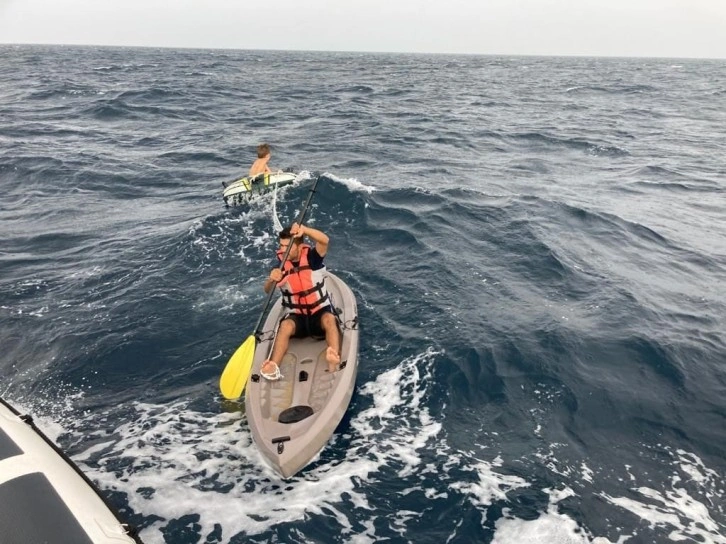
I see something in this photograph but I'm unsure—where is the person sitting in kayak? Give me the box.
[261,222,341,379]
[249,143,274,176]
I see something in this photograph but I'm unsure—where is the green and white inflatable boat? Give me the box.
[222,172,297,206]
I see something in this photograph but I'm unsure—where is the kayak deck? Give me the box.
[260,346,340,421]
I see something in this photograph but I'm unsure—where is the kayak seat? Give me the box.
[278,405,314,424]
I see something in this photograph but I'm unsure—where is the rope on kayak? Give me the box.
[342,316,358,330]
[271,177,283,233]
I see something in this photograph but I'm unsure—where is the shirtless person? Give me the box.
[249,143,274,176]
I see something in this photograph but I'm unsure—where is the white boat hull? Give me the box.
[0,398,140,543]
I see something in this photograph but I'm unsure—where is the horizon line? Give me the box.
[1,41,725,62]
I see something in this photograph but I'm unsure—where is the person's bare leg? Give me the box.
[321,312,341,372]
[261,318,295,376]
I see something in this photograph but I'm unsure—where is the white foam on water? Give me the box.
[270,179,283,233]
[189,192,280,249]
[675,448,721,487]
[49,346,530,543]
[71,403,276,542]
[56,348,443,543]
[292,170,313,186]
[14,348,721,544]
[191,280,259,313]
[491,488,620,544]
[3,353,591,544]
[450,453,529,506]
[7,391,87,442]
[352,347,443,478]
[270,170,313,232]
[321,172,377,194]
[72,439,117,461]
[602,448,726,544]
[187,189,295,313]
[580,462,595,484]
[523,422,725,543]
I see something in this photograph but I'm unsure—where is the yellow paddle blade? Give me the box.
[219,335,257,399]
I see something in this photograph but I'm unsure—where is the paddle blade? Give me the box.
[220,335,257,399]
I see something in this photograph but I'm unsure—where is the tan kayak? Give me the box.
[244,271,359,478]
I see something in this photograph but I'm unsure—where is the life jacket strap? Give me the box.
[281,289,329,314]
[281,264,312,280]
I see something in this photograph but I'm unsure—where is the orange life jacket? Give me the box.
[275,244,329,315]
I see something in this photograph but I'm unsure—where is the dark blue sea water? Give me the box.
[1,45,725,543]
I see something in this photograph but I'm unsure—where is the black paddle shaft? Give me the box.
[252,175,321,338]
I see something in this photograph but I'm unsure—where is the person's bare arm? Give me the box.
[264,268,283,293]
[291,223,329,256]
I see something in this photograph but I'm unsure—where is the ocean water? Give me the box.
[1,45,725,543]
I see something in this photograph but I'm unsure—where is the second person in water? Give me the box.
[249,143,274,176]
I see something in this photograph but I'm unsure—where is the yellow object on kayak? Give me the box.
[219,335,256,399]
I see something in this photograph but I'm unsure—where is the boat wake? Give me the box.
[6,335,724,544]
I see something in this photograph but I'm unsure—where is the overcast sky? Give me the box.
[1,0,725,58]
